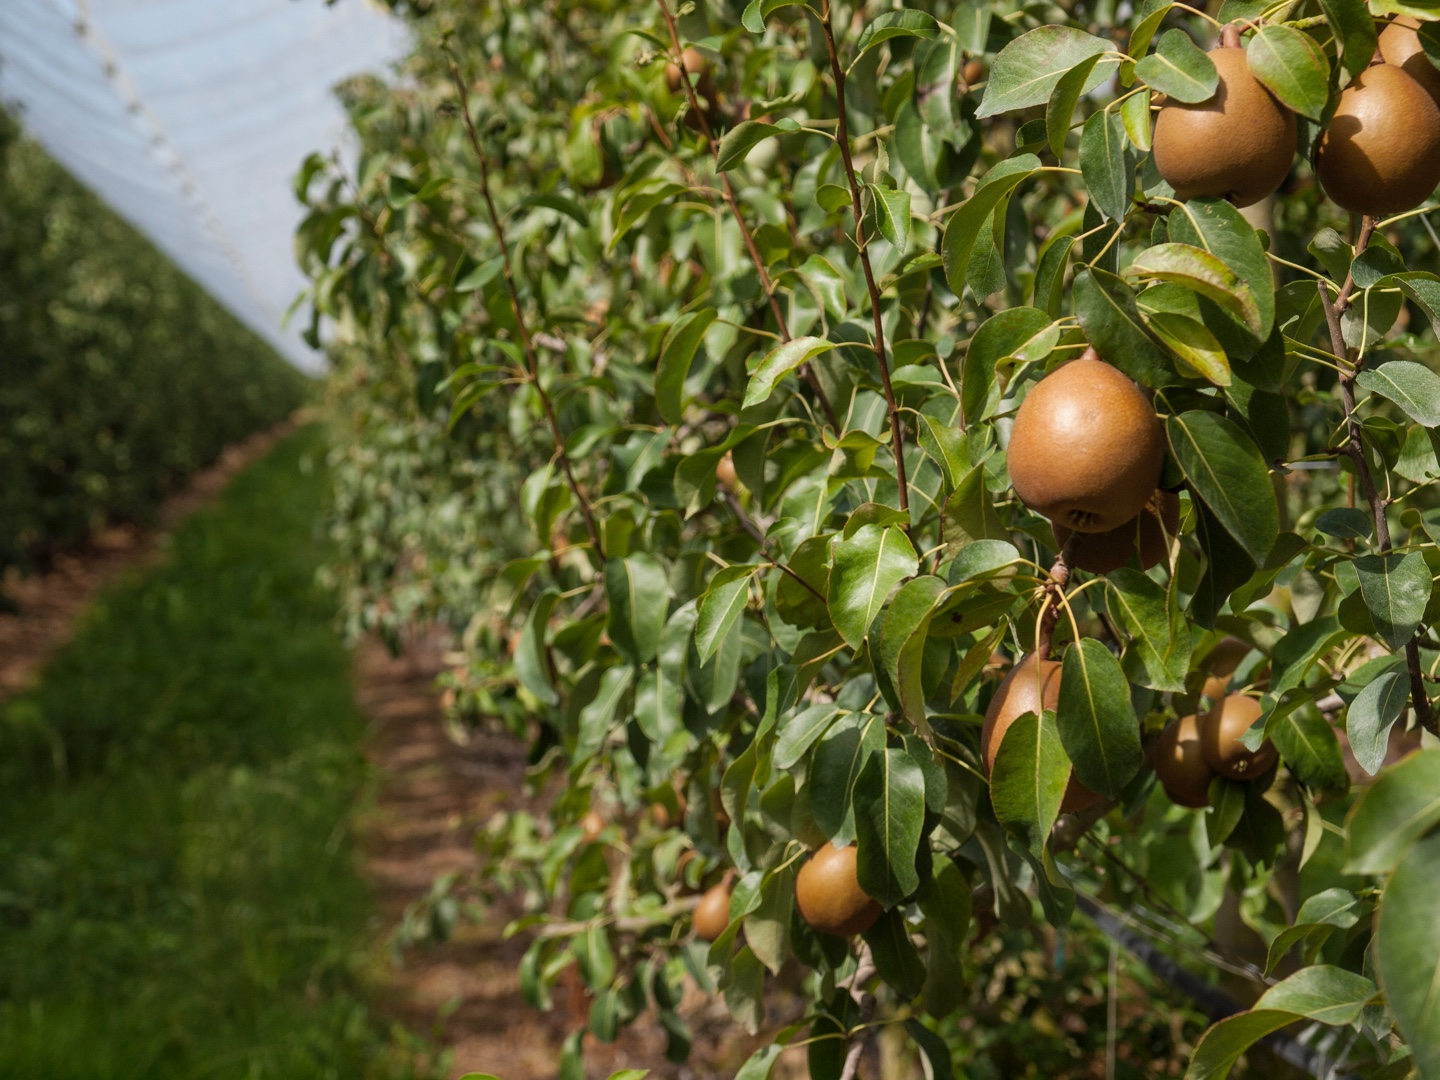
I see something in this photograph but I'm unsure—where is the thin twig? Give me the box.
[1315,218,1436,734]
[837,944,877,1080]
[818,0,910,519]
[448,56,605,560]
[1035,534,1078,660]
[723,489,828,603]
[654,0,841,434]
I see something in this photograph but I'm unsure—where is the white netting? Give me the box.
[0,0,409,370]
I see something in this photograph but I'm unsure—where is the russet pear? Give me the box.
[1199,693,1278,779]
[1152,46,1297,207]
[1008,357,1165,534]
[692,880,732,941]
[795,842,882,937]
[981,654,1101,814]
[1316,63,1440,216]
[1378,17,1440,104]
[1053,489,1180,574]
[1154,714,1215,808]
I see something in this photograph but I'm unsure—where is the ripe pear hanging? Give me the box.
[1316,62,1440,216]
[981,654,1101,814]
[1008,356,1165,534]
[1052,489,1179,574]
[1378,17,1440,105]
[1152,41,1297,207]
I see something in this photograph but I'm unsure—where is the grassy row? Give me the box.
[0,427,433,1079]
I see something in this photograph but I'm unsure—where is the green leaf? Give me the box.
[744,336,836,409]
[1166,410,1279,563]
[1072,268,1175,388]
[872,185,913,250]
[854,748,926,906]
[734,1045,783,1080]
[977,26,1116,117]
[1348,670,1411,776]
[575,665,635,762]
[695,566,754,665]
[774,703,842,771]
[828,524,920,649]
[855,10,941,58]
[989,710,1069,858]
[1184,967,1377,1079]
[1135,29,1219,103]
[1143,309,1231,385]
[863,908,926,998]
[880,575,948,726]
[610,181,685,251]
[1271,616,1347,697]
[1345,749,1440,875]
[1357,360,1440,427]
[941,157,1041,295]
[745,863,798,974]
[1046,54,1104,158]
[1246,25,1331,121]
[813,712,887,843]
[741,0,807,33]
[1119,89,1152,151]
[916,859,971,1019]
[1108,568,1191,692]
[1318,0,1377,79]
[516,589,561,705]
[520,192,588,227]
[962,307,1060,426]
[941,461,1008,552]
[716,119,801,172]
[1057,639,1142,798]
[1166,196,1276,344]
[1079,110,1132,223]
[656,309,718,425]
[1131,244,1262,336]
[1128,3,1174,63]
[606,554,671,664]
[1355,552,1432,650]
[1270,706,1348,793]
[1376,829,1440,1079]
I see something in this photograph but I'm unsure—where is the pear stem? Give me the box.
[1220,23,1242,49]
[1036,534,1079,660]
[1316,216,1437,735]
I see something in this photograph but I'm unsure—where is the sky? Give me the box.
[0,0,410,370]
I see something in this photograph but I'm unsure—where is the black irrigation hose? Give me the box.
[1076,893,1354,1078]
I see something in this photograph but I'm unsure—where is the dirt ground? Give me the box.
[354,631,816,1080]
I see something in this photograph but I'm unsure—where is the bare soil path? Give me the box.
[354,631,810,1080]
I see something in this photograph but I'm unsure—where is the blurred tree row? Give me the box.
[0,107,307,576]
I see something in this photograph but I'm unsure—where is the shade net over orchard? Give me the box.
[0,0,408,370]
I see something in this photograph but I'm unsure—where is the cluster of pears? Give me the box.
[1153,19,1440,216]
[692,842,882,942]
[1008,352,1173,575]
[1153,639,1278,808]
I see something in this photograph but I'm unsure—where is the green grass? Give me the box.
[0,426,432,1079]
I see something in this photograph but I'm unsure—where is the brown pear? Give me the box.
[1008,357,1166,534]
[982,654,1101,814]
[1053,489,1180,574]
[1199,636,1252,701]
[1199,693,1278,779]
[1378,17,1440,104]
[1154,714,1216,808]
[692,880,732,941]
[795,842,883,937]
[1152,46,1297,207]
[666,47,719,131]
[716,451,738,492]
[1317,63,1440,216]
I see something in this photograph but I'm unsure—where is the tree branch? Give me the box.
[654,0,841,434]
[818,0,910,519]
[1315,217,1436,735]
[448,57,605,561]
